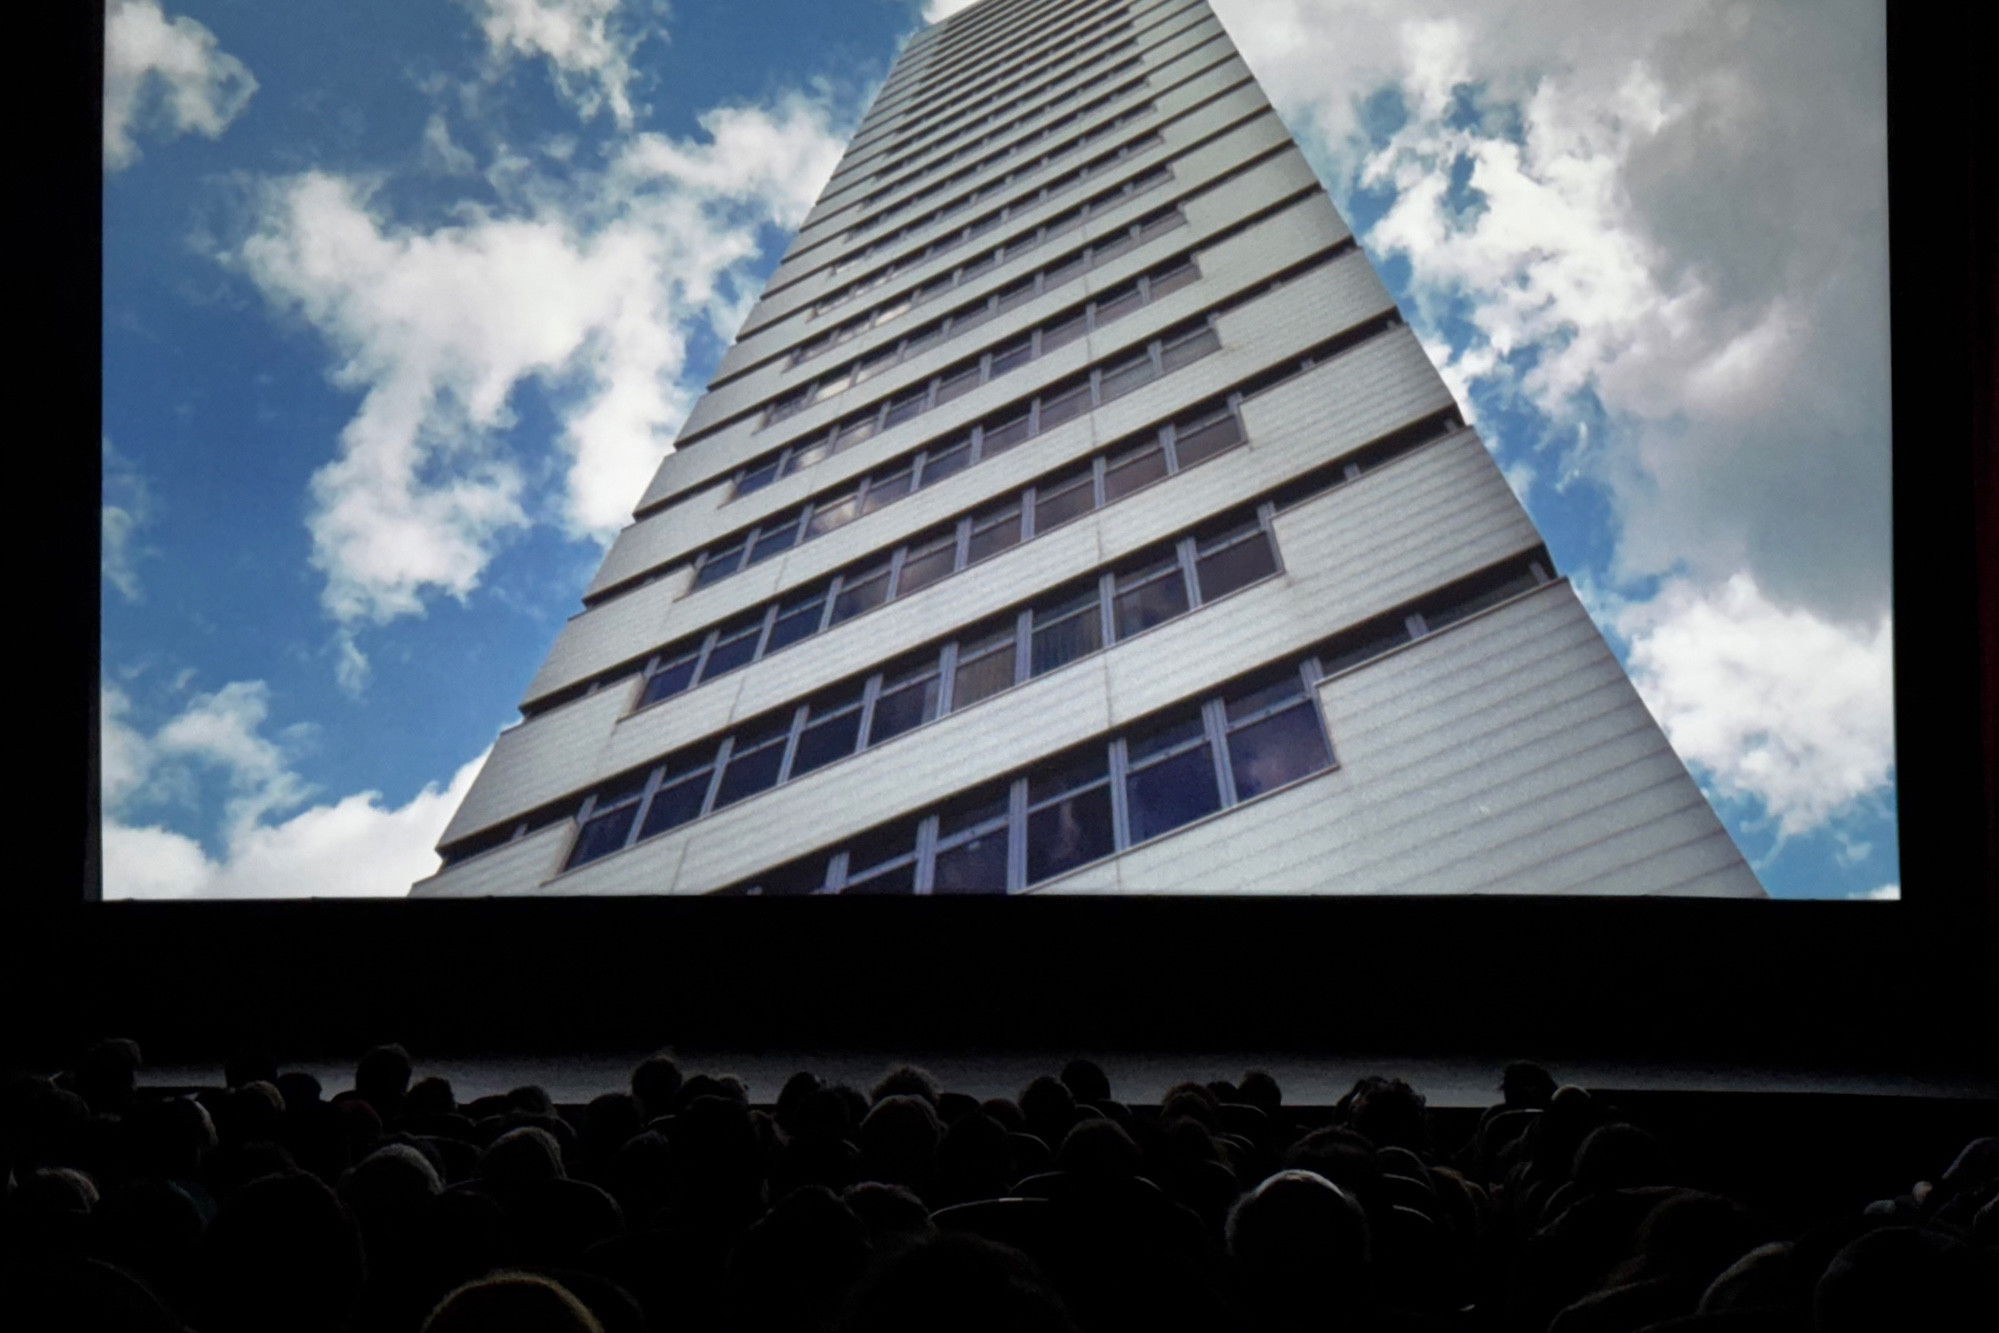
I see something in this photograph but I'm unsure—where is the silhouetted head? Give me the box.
[198,1171,364,1331]
[1571,1122,1668,1194]
[1059,1059,1111,1107]
[354,1044,412,1117]
[777,1070,823,1134]
[219,1080,286,1147]
[731,1184,871,1331]
[843,1181,935,1250]
[1284,1127,1381,1203]
[1500,1062,1558,1108]
[858,1095,943,1190]
[1239,1069,1282,1116]
[74,1038,143,1116]
[276,1070,323,1111]
[506,1085,554,1117]
[224,1049,278,1091]
[479,1126,567,1189]
[421,1271,605,1333]
[1160,1082,1219,1130]
[1057,1117,1141,1180]
[127,1094,216,1180]
[1701,1240,1809,1314]
[1227,1169,1373,1303]
[872,1066,941,1106]
[406,1075,456,1119]
[630,1051,683,1120]
[840,1231,1080,1333]
[1344,1077,1428,1156]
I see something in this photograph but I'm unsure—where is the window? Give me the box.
[995,276,1037,312]
[989,334,1034,377]
[843,819,920,894]
[1318,620,1412,678]
[1032,464,1096,533]
[807,491,860,538]
[1040,309,1087,353]
[767,590,828,654]
[952,619,1019,710]
[1095,281,1143,325]
[1102,437,1166,501]
[1171,407,1242,468]
[883,385,929,428]
[860,463,914,515]
[1194,517,1279,602]
[567,772,649,869]
[953,299,996,336]
[747,514,801,565]
[714,719,790,809]
[869,656,943,745]
[854,346,899,384]
[830,561,892,624]
[1030,582,1102,677]
[640,649,701,707]
[1026,744,1113,885]
[736,457,781,497]
[904,323,943,358]
[1098,345,1156,401]
[968,500,1023,563]
[918,436,973,488]
[1147,258,1199,300]
[980,406,1033,455]
[1111,551,1190,640]
[1124,706,1221,842]
[693,542,744,589]
[1045,249,1088,287]
[639,761,713,840]
[935,363,983,407]
[1160,321,1222,372]
[699,614,765,683]
[932,783,1011,894]
[1224,670,1332,799]
[790,689,865,778]
[1037,378,1093,430]
[895,532,958,597]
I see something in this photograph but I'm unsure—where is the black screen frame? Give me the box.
[13,1,1992,1076]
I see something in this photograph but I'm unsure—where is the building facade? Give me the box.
[412,0,1764,899]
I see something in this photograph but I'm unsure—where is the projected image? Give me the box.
[101,0,1893,900]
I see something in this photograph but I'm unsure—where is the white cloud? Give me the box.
[1612,574,1894,841]
[102,437,153,603]
[104,0,258,170]
[1851,883,1899,901]
[463,0,648,127]
[100,676,490,898]
[920,0,982,21]
[228,90,850,646]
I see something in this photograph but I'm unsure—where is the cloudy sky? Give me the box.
[101,0,1895,900]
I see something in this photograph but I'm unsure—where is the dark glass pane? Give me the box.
[995,278,1036,311]
[1225,670,1309,725]
[1227,703,1333,800]
[830,568,891,623]
[918,441,972,487]
[693,545,742,588]
[1091,232,1134,265]
[736,458,781,495]
[807,493,860,537]
[1103,441,1167,500]
[895,540,957,596]
[1318,621,1412,677]
[1127,743,1222,843]
[1160,325,1222,371]
[637,774,709,840]
[861,468,913,514]
[1147,260,1199,299]
[953,638,1017,709]
[834,414,878,449]
[884,388,929,427]
[1044,208,1082,236]
[952,300,995,334]
[1037,382,1092,428]
[1128,709,1208,766]
[848,821,918,876]
[1046,252,1088,287]
[1113,568,1189,639]
[935,365,983,406]
[766,596,826,653]
[747,518,799,564]
[990,337,1034,376]
[1138,209,1181,240]
[1033,473,1096,531]
[1099,350,1157,400]
[714,740,786,808]
[744,858,829,896]
[981,410,1033,455]
[1040,312,1087,352]
[1425,570,1542,630]
[1026,785,1114,885]
[939,782,1010,837]
[1172,411,1243,467]
[844,863,917,894]
[933,832,1010,894]
[790,709,862,777]
[641,655,700,705]
[1030,598,1102,675]
[903,324,943,357]
[854,349,897,383]
[1028,744,1107,805]
[968,508,1022,563]
[869,675,941,745]
[1095,285,1143,324]
[790,437,835,470]
[1196,531,1278,601]
[567,804,638,868]
[699,628,762,682]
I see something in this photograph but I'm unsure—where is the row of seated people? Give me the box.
[2,1040,1994,1331]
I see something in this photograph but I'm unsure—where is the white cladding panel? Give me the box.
[1043,583,1763,896]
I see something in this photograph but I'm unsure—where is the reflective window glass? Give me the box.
[693,544,743,588]
[568,803,638,868]
[1160,324,1222,372]
[1099,348,1156,401]
[895,536,958,596]
[807,492,860,537]
[637,771,710,840]
[791,704,863,778]
[641,653,700,706]
[1127,742,1221,843]
[1196,525,1278,601]
[860,466,914,514]
[1037,380,1093,428]
[1040,310,1087,353]
[1228,704,1333,800]
[830,564,891,623]
[1147,259,1199,299]
[1113,558,1189,639]
[736,458,781,496]
[952,299,995,335]
[869,666,942,745]
[714,729,788,808]
[884,386,930,427]
[1033,468,1096,532]
[1095,284,1143,324]
[952,624,1018,709]
[766,592,828,653]
[903,323,944,357]
[1030,584,1102,676]
[699,619,764,682]
[935,364,983,407]
[968,503,1022,563]
[980,408,1033,455]
[989,335,1034,377]
[1171,410,1243,467]
[933,831,1010,894]
[747,517,799,564]
[1026,784,1113,885]
[918,439,973,488]
[1103,439,1167,500]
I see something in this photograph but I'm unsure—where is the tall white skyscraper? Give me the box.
[413,0,1763,899]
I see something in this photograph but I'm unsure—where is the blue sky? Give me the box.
[101,0,1896,900]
